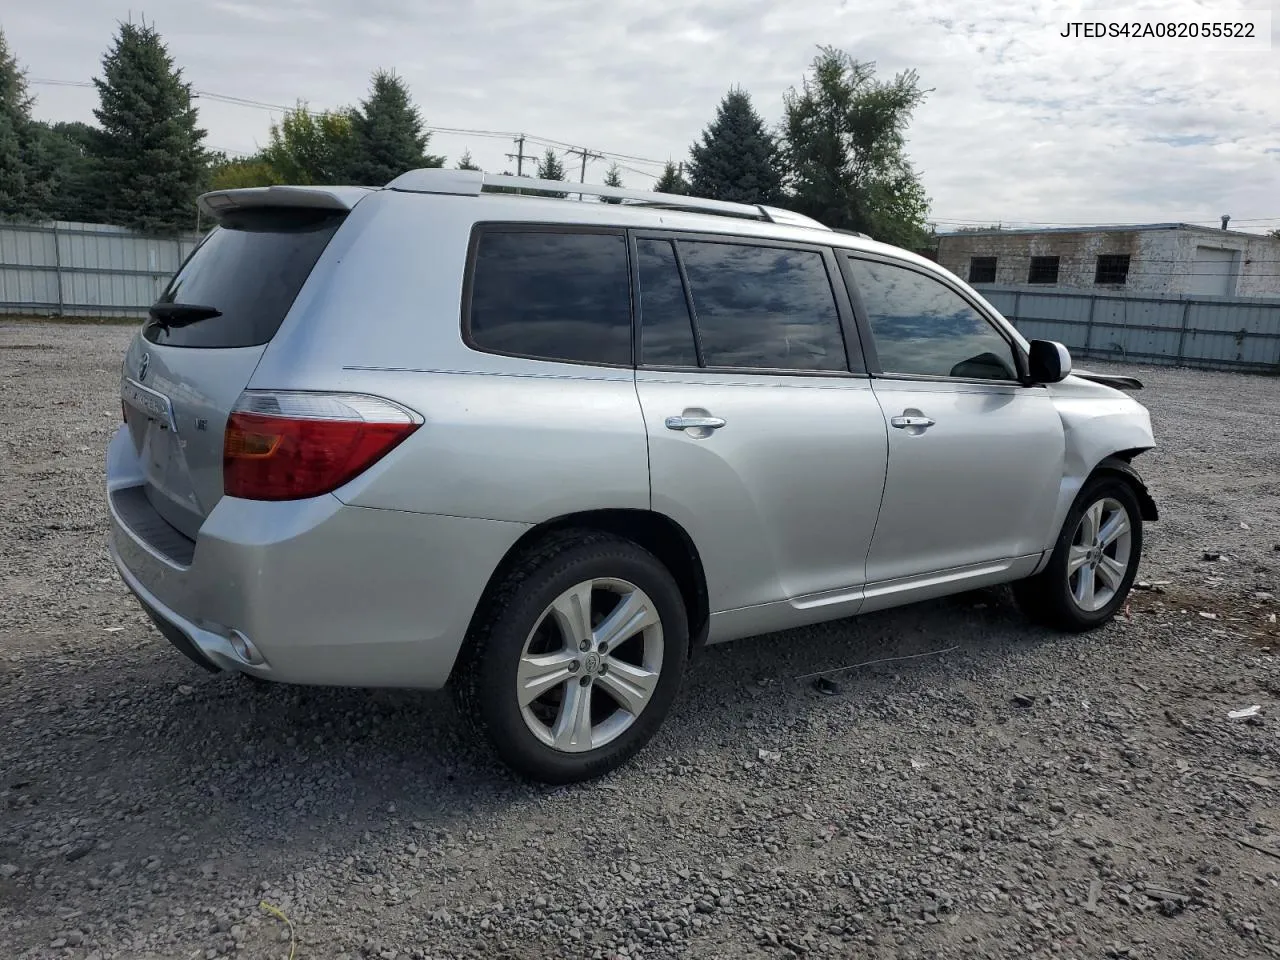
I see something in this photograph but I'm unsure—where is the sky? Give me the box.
[6,0,1280,233]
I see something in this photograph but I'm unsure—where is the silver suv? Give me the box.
[107,170,1158,783]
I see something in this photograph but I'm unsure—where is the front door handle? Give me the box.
[890,415,935,430]
[666,415,727,431]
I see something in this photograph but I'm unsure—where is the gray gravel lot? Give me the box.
[1,322,1278,960]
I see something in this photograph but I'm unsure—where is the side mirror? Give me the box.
[1028,340,1072,384]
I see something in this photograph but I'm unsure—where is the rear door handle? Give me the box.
[665,415,726,431]
[890,415,935,429]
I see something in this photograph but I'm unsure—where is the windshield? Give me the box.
[144,207,345,348]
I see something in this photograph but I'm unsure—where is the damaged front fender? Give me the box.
[1032,380,1158,574]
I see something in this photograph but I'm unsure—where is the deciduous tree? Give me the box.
[782,47,931,247]
[261,104,355,184]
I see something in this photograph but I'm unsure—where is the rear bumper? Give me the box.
[106,426,529,688]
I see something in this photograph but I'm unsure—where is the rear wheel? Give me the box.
[1014,475,1143,631]
[453,532,688,784]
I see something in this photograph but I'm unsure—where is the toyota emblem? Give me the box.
[138,352,150,381]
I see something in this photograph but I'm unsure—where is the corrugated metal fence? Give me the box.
[978,284,1280,374]
[0,220,201,319]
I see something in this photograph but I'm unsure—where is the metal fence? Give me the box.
[978,284,1280,374]
[0,220,201,319]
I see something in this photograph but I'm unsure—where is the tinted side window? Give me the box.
[636,239,697,366]
[679,241,846,371]
[469,230,632,366]
[846,258,1018,381]
[144,209,345,348]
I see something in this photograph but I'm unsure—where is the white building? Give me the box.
[936,223,1280,299]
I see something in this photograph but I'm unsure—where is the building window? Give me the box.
[1095,254,1131,285]
[967,257,997,283]
[1027,256,1060,284]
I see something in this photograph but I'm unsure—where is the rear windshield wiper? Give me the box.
[148,302,223,331]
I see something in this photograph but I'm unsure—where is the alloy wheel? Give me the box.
[515,578,664,753]
[1067,497,1133,612]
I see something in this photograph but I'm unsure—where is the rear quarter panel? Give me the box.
[246,191,650,522]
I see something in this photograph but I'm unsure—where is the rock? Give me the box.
[1012,694,1035,708]
[65,840,96,861]
[812,677,842,696]
[1085,879,1102,913]
[1203,551,1221,561]
[0,864,18,878]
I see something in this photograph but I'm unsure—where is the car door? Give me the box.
[839,254,1066,595]
[631,233,889,623]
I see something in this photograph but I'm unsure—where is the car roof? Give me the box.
[196,169,943,277]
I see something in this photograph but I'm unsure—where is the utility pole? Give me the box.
[504,135,527,176]
[564,146,604,200]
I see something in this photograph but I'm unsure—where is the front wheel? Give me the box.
[453,532,689,784]
[1013,475,1144,631]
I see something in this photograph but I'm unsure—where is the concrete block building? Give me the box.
[936,223,1280,299]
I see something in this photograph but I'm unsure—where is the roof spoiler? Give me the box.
[197,185,374,221]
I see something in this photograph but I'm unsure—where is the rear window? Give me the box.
[466,229,632,366]
[144,208,345,348]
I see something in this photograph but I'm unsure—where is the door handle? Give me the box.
[890,415,935,429]
[665,415,726,431]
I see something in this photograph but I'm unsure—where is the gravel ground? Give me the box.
[1,322,1278,960]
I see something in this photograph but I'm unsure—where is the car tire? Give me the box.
[452,530,689,784]
[1013,474,1144,632]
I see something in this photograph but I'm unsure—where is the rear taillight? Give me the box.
[223,391,421,501]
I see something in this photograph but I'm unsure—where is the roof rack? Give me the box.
[383,168,831,231]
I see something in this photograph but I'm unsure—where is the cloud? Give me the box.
[6,0,1279,230]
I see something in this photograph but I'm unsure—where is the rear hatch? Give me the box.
[120,188,364,539]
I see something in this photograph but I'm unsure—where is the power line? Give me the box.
[28,76,674,171]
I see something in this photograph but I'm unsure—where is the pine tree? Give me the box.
[653,160,689,196]
[456,150,480,171]
[90,20,207,233]
[346,70,443,186]
[686,88,783,205]
[783,47,931,247]
[600,162,624,203]
[0,28,54,220]
[534,147,567,198]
